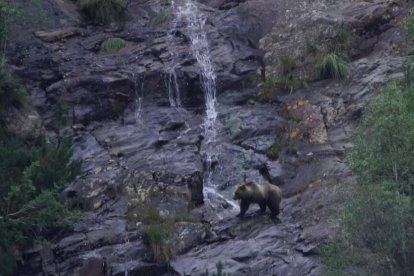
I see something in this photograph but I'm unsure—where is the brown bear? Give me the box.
[233,181,282,218]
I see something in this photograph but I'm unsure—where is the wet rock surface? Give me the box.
[9,0,411,275]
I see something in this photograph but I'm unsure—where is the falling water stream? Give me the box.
[169,0,239,212]
[172,0,218,183]
[132,73,144,126]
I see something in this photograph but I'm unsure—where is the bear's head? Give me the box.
[233,183,251,200]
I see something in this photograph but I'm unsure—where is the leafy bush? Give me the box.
[100,37,126,53]
[349,82,414,193]
[322,82,414,275]
[0,0,18,65]
[0,136,81,275]
[0,68,27,109]
[77,0,126,24]
[318,53,348,80]
[322,12,414,274]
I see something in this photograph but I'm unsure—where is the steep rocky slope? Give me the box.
[6,0,410,275]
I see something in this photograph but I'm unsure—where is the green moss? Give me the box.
[247,99,257,105]
[100,37,126,53]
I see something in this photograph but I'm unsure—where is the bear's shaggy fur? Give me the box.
[233,181,282,218]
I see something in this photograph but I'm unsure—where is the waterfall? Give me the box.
[172,0,219,187]
[166,6,182,108]
[133,74,144,126]
[165,67,182,108]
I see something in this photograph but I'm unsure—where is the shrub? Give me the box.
[0,0,18,65]
[348,82,414,193]
[100,37,126,53]
[0,136,81,275]
[322,82,414,275]
[318,53,348,80]
[77,0,126,24]
[0,69,27,109]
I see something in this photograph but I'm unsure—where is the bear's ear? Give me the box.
[239,185,246,191]
[245,182,254,186]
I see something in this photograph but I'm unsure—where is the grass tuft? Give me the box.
[100,37,126,53]
[142,223,173,264]
[318,53,348,80]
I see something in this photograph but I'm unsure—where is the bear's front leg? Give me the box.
[237,200,250,217]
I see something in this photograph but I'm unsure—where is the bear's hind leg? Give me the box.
[268,202,280,218]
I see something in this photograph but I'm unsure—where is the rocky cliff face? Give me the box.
[8,0,410,275]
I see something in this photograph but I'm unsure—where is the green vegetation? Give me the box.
[260,75,278,101]
[328,29,351,54]
[128,202,198,264]
[318,29,350,80]
[321,12,414,275]
[0,0,18,66]
[150,8,170,26]
[77,0,126,24]
[247,99,257,105]
[318,53,348,80]
[0,136,81,275]
[306,39,319,55]
[142,222,173,264]
[280,56,296,75]
[260,54,306,100]
[266,140,281,160]
[100,37,126,53]
[0,4,81,273]
[0,69,27,111]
